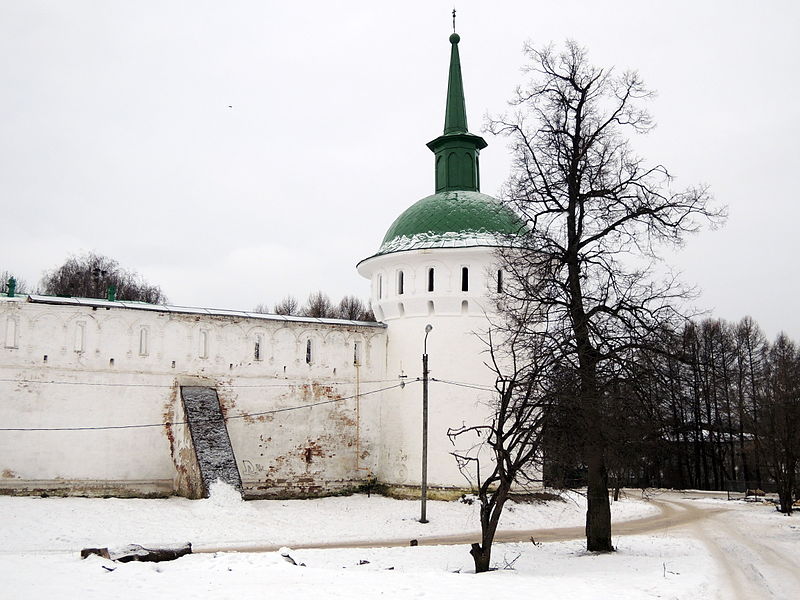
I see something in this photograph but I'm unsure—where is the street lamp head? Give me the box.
[425,324,433,333]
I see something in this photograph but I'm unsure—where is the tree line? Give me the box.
[541,316,799,514]
[2,253,166,304]
[253,291,375,322]
[3,253,374,321]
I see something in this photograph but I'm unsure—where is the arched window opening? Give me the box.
[353,341,362,366]
[461,266,469,292]
[427,267,435,292]
[199,330,208,359]
[377,274,383,299]
[427,300,435,315]
[397,270,404,295]
[254,334,262,361]
[74,322,85,353]
[306,339,313,364]
[461,300,469,314]
[497,270,504,293]
[447,152,458,187]
[139,328,148,356]
[4,317,18,349]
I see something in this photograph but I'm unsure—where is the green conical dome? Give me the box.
[375,190,525,255]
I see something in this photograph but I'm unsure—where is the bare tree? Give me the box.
[449,329,548,573]
[337,295,375,321]
[490,41,724,551]
[272,295,300,316]
[39,252,167,304]
[757,333,800,514]
[735,316,768,489]
[252,303,271,314]
[301,291,336,318]
[255,294,374,320]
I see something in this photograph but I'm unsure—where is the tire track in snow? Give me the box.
[664,499,800,600]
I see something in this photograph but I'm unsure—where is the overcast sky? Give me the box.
[1,1,798,340]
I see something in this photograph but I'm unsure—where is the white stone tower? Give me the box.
[357,31,524,489]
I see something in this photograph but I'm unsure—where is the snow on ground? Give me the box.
[1,486,796,599]
[0,536,712,600]
[0,482,656,552]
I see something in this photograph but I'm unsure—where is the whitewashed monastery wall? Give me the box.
[0,295,386,498]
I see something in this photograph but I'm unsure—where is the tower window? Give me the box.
[397,270,404,295]
[427,267,435,292]
[461,267,469,292]
[497,270,503,293]
[377,274,383,299]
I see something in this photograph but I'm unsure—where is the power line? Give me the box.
[0,381,415,432]
[432,378,495,392]
[0,376,498,433]
[0,377,403,389]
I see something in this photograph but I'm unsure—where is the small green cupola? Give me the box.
[426,32,487,193]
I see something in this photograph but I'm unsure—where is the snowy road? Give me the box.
[660,494,800,600]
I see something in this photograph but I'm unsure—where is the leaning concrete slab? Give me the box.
[179,386,243,497]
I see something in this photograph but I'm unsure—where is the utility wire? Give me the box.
[0,377,403,389]
[0,381,415,432]
[0,376,497,433]
[432,378,495,392]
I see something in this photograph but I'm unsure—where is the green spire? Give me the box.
[426,31,487,193]
[443,33,468,135]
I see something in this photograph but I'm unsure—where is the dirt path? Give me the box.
[195,493,720,553]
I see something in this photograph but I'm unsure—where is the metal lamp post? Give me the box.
[420,323,432,523]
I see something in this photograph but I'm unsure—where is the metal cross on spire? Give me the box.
[452,8,456,32]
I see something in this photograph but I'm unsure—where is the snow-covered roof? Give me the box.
[376,229,516,254]
[22,295,385,328]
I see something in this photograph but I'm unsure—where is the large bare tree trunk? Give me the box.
[586,447,612,551]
